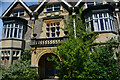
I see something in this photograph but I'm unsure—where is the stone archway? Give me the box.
[38,53,60,79]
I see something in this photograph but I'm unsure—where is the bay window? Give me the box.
[2,23,23,39]
[86,13,115,32]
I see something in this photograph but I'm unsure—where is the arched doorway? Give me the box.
[38,53,59,79]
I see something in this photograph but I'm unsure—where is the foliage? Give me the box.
[82,39,120,79]
[49,8,97,80]
[49,8,119,80]
[21,49,31,62]
[1,49,39,80]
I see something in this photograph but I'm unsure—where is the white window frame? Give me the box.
[2,23,23,39]
[46,22,60,38]
[86,1,104,8]
[86,13,115,32]
[46,4,61,12]
[12,10,24,17]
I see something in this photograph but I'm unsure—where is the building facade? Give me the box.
[0,0,120,79]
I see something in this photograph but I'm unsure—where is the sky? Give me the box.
[0,0,39,39]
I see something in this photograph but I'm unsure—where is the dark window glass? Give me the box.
[105,19,108,30]
[56,27,60,31]
[13,51,16,56]
[100,19,104,30]
[46,28,49,32]
[52,33,55,37]
[14,28,17,37]
[18,29,22,38]
[56,32,60,37]
[46,33,50,37]
[15,24,18,28]
[95,20,99,31]
[57,23,60,26]
[110,19,113,30]
[16,51,19,56]
[47,24,50,27]
[51,28,55,32]
[7,29,9,38]
[51,23,53,26]
[10,28,13,37]
[87,2,94,7]
[19,11,24,16]
[19,25,23,29]
[99,13,102,18]
[3,28,6,38]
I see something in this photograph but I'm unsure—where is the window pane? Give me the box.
[10,28,13,37]
[46,5,53,11]
[110,19,113,30]
[3,28,6,38]
[14,28,17,38]
[18,29,22,38]
[47,24,50,27]
[53,23,55,26]
[16,51,19,56]
[8,51,10,56]
[51,28,55,32]
[100,19,104,30]
[94,20,99,31]
[86,2,94,7]
[104,19,108,30]
[56,32,60,37]
[4,24,7,28]
[19,11,24,16]
[15,24,18,28]
[46,33,50,37]
[13,13,18,17]
[46,28,49,32]
[7,29,10,38]
[104,13,107,17]
[51,23,53,26]
[51,33,55,37]
[19,24,23,29]
[94,14,98,18]
[5,51,7,56]
[99,13,102,18]
[56,27,60,31]
[1,51,4,56]
[54,8,60,11]
[13,51,16,56]
[57,23,60,26]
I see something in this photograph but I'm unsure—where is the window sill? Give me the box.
[94,31,118,35]
[44,10,63,13]
[1,38,24,41]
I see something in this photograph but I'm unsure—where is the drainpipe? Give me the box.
[72,7,76,39]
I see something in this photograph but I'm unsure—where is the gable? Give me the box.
[34,0,72,13]
[13,3,24,10]
[1,0,32,18]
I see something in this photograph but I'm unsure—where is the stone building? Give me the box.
[0,0,120,79]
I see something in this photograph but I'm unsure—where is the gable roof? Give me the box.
[34,0,72,12]
[1,0,32,18]
[74,0,82,7]
[29,4,39,11]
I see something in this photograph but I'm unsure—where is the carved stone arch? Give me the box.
[36,50,61,66]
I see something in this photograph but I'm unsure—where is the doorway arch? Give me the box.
[38,53,60,79]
